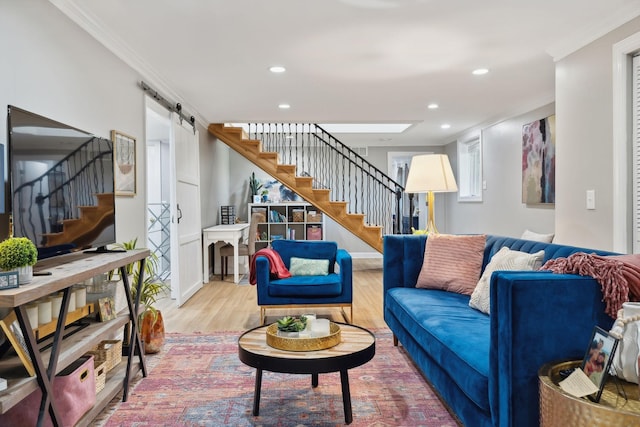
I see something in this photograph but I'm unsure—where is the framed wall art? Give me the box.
[112,130,136,197]
[522,115,555,204]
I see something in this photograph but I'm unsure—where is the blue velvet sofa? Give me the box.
[255,240,352,324]
[383,234,616,427]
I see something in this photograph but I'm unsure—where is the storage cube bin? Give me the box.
[307,226,322,240]
[0,355,96,427]
[292,209,304,222]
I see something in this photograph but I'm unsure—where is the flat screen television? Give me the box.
[7,105,116,260]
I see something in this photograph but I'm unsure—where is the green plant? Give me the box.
[249,172,262,196]
[0,237,38,270]
[276,315,307,332]
[110,238,169,325]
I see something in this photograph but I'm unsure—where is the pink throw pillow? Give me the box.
[416,234,486,295]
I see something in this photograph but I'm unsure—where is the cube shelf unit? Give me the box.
[249,202,325,250]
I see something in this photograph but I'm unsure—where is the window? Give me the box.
[457,135,483,202]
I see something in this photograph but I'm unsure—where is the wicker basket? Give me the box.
[91,339,122,372]
[307,211,322,223]
[93,358,107,394]
[84,352,107,394]
[292,209,304,222]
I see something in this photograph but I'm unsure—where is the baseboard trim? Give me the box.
[350,252,383,259]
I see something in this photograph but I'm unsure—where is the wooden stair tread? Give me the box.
[208,123,384,252]
[42,194,115,248]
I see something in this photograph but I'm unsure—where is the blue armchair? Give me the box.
[255,240,353,324]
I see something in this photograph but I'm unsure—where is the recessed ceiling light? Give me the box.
[472,68,489,75]
[427,103,439,109]
[278,103,290,109]
[269,66,286,73]
[441,124,451,129]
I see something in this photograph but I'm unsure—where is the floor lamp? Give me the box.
[404,154,458,235]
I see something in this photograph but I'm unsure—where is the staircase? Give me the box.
[12,136,115,250]
[42,193,115,248]
[209,123,405,253]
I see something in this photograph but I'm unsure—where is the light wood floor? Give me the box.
[156,258,388,332]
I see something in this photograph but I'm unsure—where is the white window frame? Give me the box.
[457,134,483,202]
[613,32,640,253]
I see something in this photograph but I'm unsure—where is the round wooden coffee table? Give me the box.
[238,322,375,424]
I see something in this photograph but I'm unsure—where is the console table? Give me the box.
[202,223,250,284]
[0,249,149,426]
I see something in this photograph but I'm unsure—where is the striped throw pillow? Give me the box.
[416,234,486,295]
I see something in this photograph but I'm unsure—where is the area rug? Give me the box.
[96,330,458,426]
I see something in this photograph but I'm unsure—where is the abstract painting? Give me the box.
[522,115,555,204]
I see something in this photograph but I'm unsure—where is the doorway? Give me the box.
[387,151,431,233]
[145,98,173,295]
[144,95,203,306]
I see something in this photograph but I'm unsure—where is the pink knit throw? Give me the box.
[540,252,640,318]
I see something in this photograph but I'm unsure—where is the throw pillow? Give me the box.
[469,246,545,314]
[521,229,554,243]
[416,234,486,295]
[289,257,329,276]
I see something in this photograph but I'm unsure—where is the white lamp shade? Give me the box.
[404,154,458,193]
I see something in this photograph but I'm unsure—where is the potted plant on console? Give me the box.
[0,237,38,285]
[113,238,169,354]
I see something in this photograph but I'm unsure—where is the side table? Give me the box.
[539,360,640,426]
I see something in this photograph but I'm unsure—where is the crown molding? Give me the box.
[546,4,640,61]
[48,0,208,127]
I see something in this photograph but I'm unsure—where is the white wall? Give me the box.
[445,104,556,238]
[200,132,231,228]
[1,2,214,250]
[0,1,145,243]
[555,16,640,250]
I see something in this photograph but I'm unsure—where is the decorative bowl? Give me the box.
[266,322,341,351]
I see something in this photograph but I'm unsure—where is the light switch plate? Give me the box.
[586,190,595,210]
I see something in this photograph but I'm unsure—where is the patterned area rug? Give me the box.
[96,330,458,426]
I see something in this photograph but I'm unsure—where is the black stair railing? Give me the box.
[13,137,113,245]
[246,123,405,235]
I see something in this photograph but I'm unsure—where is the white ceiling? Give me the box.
[53,0,640,147]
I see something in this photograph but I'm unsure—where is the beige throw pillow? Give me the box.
[469,246,545,315]
[521,229,554,243]
[416,234,486,295]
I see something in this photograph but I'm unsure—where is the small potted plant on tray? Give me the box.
[0,237,38,284]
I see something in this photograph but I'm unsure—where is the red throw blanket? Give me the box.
[249,248,291,285]
[540,252,640,318]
